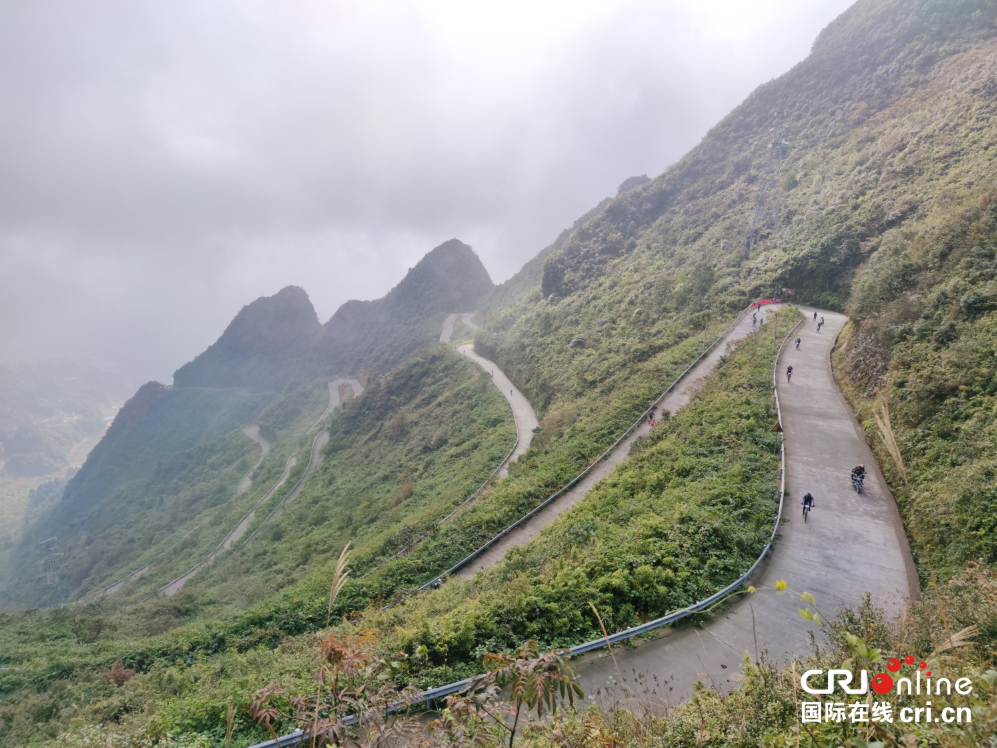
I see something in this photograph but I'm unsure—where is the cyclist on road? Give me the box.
[802,492,815,515]
[851,464,865,479]
[795,337,801,349]
[813,311,818,321]
[752,313,757,326]
[786,365,793,382]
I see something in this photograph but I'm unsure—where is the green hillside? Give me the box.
[313,239,495,380]
[3,0,997,745]
[2,384,280,607]
[1,241,495,609]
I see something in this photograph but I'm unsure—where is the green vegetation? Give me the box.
[186,345,516,609]
[2,385,280,607]
[175,240,495,392]
[835,196,997,578]
[363,329,779,681]
[5,1,997,744]
[0,328,777,747]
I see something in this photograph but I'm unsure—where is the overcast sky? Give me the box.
[0,0,854,383]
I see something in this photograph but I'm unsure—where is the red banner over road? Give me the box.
[751,298,783,308]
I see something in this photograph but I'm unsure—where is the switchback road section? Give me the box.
[575,308,918,703]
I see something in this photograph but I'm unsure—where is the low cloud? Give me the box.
[0,0,853,380]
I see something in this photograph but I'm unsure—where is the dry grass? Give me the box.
[874,404,907,484]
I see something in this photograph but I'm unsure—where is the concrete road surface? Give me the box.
[457,306,783,578]
[440,312,480,342]
[574,308,918,703]
[456,343,538,478]
[237,425,272,494]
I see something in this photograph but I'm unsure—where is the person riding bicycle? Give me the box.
[795,337,801,349]
[786,365,793,381]
[851,464,866,478]
[802,492,815,510]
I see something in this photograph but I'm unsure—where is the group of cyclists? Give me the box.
[801,464,865,520]
[775,310,869,522]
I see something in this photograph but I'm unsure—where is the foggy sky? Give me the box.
[0,0,854,383]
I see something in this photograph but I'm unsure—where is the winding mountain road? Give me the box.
[238,425,272,494]
[456,306,785,578]
[440,312,479,341]
[86,421,275,601]
[440,312,538,480]
[456,343,538,478]
[160,378,364,597]
[575,308,918,703]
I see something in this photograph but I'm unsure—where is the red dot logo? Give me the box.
[905,655,915,665]
[926,671,932,677]
[919,661,927,669]
[887,657,901,672]
[872,673,894,695]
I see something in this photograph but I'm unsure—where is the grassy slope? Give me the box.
[366,330,780,686]
[0,328,779,748]
[0,347,517,746]
[2,386,280,607]
[185,346,516,610]
[5,0,997,743]
[834,197,997,578]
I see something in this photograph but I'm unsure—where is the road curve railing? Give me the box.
[247,309,803,748]
[419,303,758,589]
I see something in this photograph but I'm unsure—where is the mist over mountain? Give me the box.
[2,239,493,606]
[6,2,997,746]
[173,286,322,391]
[173,239,492,391]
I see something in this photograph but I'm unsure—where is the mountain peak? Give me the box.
[172,286,321,391]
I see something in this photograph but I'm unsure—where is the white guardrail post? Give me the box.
[247,307,803,748]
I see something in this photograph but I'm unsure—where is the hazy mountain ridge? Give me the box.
[313,239,494,380]
[172,285,322,391]
[1,239,494,606]
[6,2,997,745]
[174,239,493,392]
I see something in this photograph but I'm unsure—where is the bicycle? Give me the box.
[803,502,811,522]
[786,367,793,382]
[852,475,864,494]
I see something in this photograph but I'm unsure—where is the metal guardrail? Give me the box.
[359,409,519,580]
[418,304,756,589]
[248,308,803,748]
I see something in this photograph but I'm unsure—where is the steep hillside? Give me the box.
[2,383,279,606]
[479,198,612,318]
[1,240,495,608]
[835,196,997,577]
[3,1,997,745]
[479,0,997,418]
[313,239,494,379]
[173,286,321,391]
[174,240,493,392]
